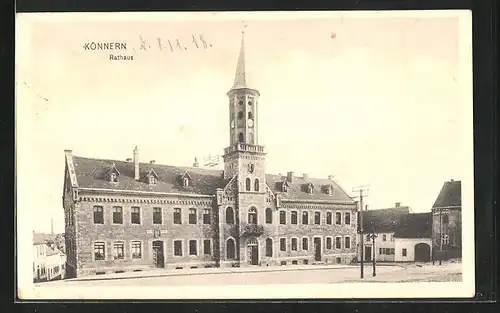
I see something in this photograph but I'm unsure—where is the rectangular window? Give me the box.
[344,212,351,225]
[280,238,286,251]
[203,240,211,255]
[335,237,342,249]
[93,206,104,224]
[382,234,387,241]
[189,240,197,255]
[291,211,298,224]
[131,207,141,224]
[131,241,142,259]
[153,207,162,224]
[112,206,123,224]
[189,208,197,224]
[379,248,383,254]
[344,237,351,249]
[291,238,298,251]
[314,212,321,225]
[402,248,407,257]
[326,212,332,225]
[174,240,182,256]
[174,208,182,224]
[279,211,286,224]
[203,209,211,224]
[391,248,395,255]
[302,238,309,250]
[94,242,105,260]
[326,237,332,249]
[113,242,124,260]
[302,211,309,225]
[391,234,395,242]
[335,212,342,224]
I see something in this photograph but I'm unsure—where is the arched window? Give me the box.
[265,238,273,257]
[183,177,189,187]
[248,112,253,119]
[254,179,260,191]
[246,178,251,191]
[239,132,244,142]
[265,207,272,224]
[226,207,234,224]
[226,238,235,260]
[248,207,257,224]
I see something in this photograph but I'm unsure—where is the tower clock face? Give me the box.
[248,118,254,127]
[231,120,235,128]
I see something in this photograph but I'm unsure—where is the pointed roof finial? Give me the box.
[232,22,249,89]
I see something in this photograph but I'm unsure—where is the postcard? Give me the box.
[16,10,474,299]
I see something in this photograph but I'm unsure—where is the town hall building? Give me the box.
[62,33,358,278]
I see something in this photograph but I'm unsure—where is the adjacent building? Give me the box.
[62,33,358,278]
[358,204,433,262]
[33,236,67,282]
[431,179,462,261]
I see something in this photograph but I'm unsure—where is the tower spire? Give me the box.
[232,22,248,89]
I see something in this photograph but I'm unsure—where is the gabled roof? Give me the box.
[266,174,354,203]
[358,207,410,233]
[394,212,432,238]
[432,180,461,208]
[146,168,159,178]
[72,156,226,196]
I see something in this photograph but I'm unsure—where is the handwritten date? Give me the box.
[137,34,212,52]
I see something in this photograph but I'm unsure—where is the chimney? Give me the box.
[450,179,454,182]
[64,149,73,155]
[126,158,132,162]
[328,175,334,180]
[302,173,308,180]
[193,157,199,168]
[150,160,156,164]
[133,146,139,180]
[395,202,401,207]
[287,171,294,182]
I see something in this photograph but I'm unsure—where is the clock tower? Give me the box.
[223,30,266,195]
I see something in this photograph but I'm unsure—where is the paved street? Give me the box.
[34,262,461,288]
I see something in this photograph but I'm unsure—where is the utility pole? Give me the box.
[352,185,369,279]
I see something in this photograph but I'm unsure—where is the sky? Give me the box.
[16,11,472,234]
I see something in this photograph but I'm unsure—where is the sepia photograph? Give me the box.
[16,10,474,299]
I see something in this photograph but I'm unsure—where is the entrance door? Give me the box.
[250,246,259,265]
[152,240,165,268]
[314,238,322,261]
[365,246,372,262]
[415,243,431,262]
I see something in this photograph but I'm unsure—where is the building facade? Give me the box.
[33,240,66,282]
[431,179,462,261]
[358,205,433,262]
[62,34,358,278]
[357,204,409,262]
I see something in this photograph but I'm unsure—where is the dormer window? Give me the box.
[146,168,159,185]
[326,185,334,195]
[183,177,189,187]
[108,163,120,183]
[149,175,157,185]
[308,184,314,194]
[283,185,287,192]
